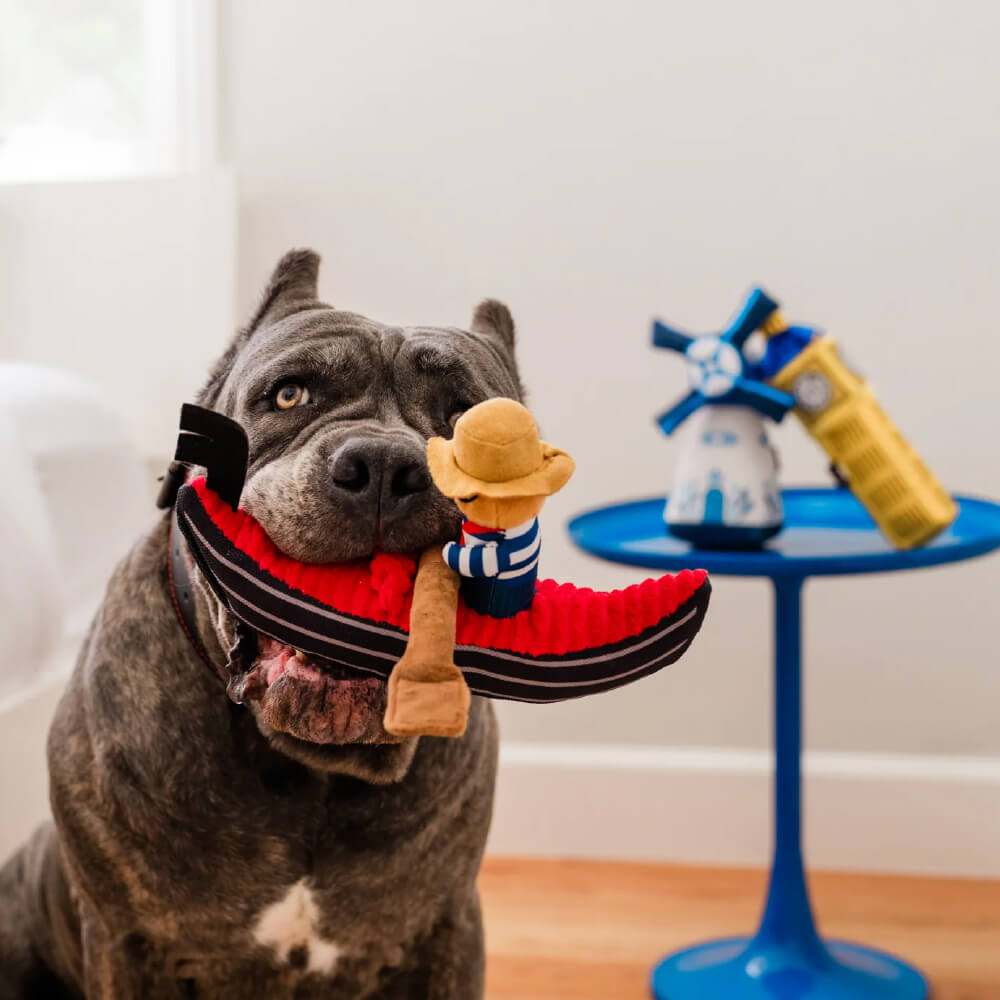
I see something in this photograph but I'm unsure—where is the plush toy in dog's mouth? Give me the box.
[165,403,711,745]
[176,474,708,687]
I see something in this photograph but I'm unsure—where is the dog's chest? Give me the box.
[252,878,342,975]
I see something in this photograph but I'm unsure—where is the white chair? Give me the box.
[0,362,150,857]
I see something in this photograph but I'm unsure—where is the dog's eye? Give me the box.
[274,382,310,410]
[447,409,466,430]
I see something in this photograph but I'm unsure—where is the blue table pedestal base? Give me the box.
[647,577,931,1000]
[652,937,928,1000]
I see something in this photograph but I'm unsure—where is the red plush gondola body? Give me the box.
[175,478,710,703]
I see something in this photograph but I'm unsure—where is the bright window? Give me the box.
[0,0,215,182]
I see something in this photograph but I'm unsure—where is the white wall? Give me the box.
[221,0,1000,756]
[0,169,237,459]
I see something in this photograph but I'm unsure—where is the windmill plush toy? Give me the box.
[653,288,957,550]
[652,289,796,548]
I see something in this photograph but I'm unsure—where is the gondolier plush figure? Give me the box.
[384,398,575,737]
[430,398,575,618]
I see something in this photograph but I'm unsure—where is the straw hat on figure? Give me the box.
[384,398,575,738]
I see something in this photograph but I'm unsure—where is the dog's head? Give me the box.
[192,249,521,780]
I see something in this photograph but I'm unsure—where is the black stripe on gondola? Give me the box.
[207,549,704,693]
[477,638,695,703]
[220,585,698,703]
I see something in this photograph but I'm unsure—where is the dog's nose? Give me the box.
[330,448,371,493]
[389,460,431,499]
[329,438,431,514]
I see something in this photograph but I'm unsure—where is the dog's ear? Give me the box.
[198,249,324,407]
[471,299,516,354]
[244,248,323,333]
[471,298,523,400]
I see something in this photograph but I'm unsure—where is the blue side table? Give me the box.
[568,488,1000,1000]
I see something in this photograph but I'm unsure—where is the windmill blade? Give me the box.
[652,320,695,354]
[729,376,796,423]
[725,288,780,348]
[656,390,705,435]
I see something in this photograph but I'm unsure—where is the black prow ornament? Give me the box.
[158,403,249,511]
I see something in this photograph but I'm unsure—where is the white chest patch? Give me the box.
[253,879,342,975]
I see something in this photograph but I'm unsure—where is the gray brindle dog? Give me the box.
[0,249,524,998]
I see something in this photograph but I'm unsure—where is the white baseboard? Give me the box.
[6,701,998,879]
[487,742,1000,879]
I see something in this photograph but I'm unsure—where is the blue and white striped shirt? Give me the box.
[442,517,541,618]
[442,517,540,579]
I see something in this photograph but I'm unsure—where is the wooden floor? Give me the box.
[480,858,1000,1000]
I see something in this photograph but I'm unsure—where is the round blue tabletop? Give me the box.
[568,488,1000,578]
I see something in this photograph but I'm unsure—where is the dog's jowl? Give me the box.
[0,249,522,999]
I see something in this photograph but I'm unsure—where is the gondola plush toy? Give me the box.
[167,401,711,740]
